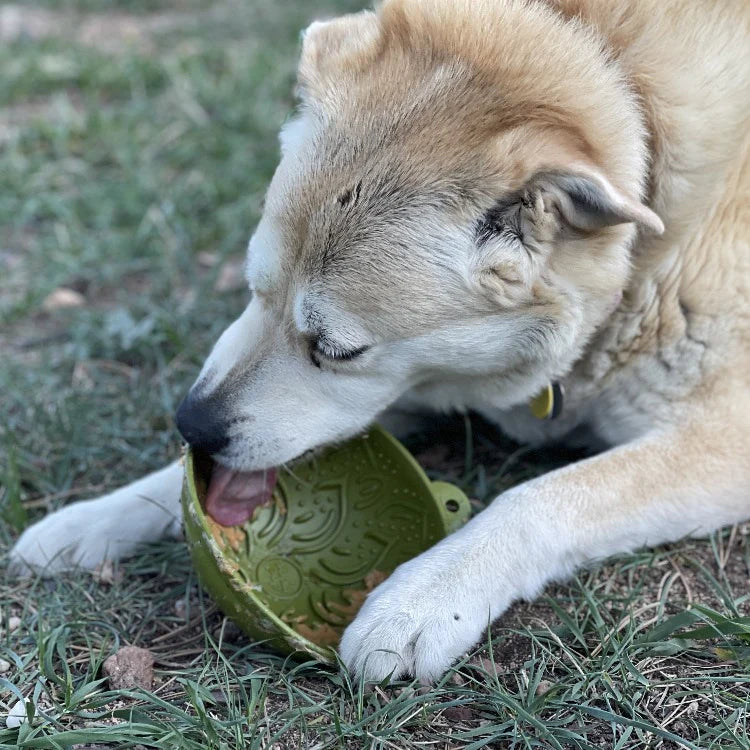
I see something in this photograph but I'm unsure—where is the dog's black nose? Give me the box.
[175,392,230,455]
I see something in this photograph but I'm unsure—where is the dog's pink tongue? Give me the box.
[205,465,277,526]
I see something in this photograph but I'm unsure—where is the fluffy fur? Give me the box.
[11,0,750,682]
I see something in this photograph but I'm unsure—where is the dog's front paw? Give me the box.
[339,545,492,683]
[9,500,127,577]
[9,465,184,578]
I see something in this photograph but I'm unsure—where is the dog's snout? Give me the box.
[175,392,230,455]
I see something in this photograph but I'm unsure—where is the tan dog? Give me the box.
[11,0,750,682]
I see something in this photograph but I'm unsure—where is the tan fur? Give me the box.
[288,0,750,427]
[310,0,750,679]
[314,0,745,387]
[550,0,750,403]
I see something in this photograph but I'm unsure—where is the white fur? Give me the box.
[9,462,183,576]
[195,298,265,388]
[245,220,282,296]
[277,112,313,158]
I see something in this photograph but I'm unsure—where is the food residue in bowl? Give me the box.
[205,515,247,553]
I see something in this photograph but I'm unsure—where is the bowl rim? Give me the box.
[182,424,471,662]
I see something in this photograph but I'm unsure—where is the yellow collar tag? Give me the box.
[529,382,563,420]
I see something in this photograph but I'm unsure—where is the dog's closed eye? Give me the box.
[310,339,370,367]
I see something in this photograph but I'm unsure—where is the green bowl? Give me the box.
[181,425,471,663]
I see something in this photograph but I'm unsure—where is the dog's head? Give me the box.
[176,0,662,478]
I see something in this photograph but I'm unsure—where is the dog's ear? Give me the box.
[298,12,380,99]
[470,163,662,306]
[530,167,664,235]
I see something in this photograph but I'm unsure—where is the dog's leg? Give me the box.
[9,460,184,577]
[340,408,750,682]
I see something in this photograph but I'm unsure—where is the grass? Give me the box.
[0,1,749,747]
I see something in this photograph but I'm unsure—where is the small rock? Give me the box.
[535,680,553,696]
[0,658,10,673]
[5,699,30,729]
[197,250,219,267]
[92,559,120,585]
[177,287,196,314]
[213,618,242,642]
[210,689,228,704]
[102,646,154,690]
[469,655,497,674]
[174,598,187,619]
[448,670,466,686]
[214,258,246,292]
[42,287,85,311]
[71,361,95,391]
[8,616,21,633]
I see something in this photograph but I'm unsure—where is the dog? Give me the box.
[10,0,750,683]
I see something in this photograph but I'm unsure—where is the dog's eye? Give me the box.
[311,340,370,365]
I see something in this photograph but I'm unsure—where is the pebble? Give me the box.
[5,699,30,729]
[213,619,242,642]
[103,646,155,690]
[7,616,21,633]
[442,705,476,723]
[535,680,553,696]
[0,658,10,673]
[42,287,85,311]
[197,250,218,267]
[174,598,187,619]
[448,671,466,686]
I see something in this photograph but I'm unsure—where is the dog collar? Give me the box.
[529,382,564,420]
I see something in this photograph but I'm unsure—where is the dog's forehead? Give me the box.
[246,93,507,334]
[269,126,481,262]
[248,193,471,340]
